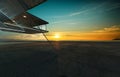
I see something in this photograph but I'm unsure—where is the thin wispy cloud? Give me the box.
[53,15,67,19]
[93,26,120,33]
[52,21,66,24]
[53,2,107,19]
[106,3,120,11]
[70,2,120,17]
[6,34,46,40]
[52,20,79,25]
[53,2,120,19]
[69,2,107,17]
[69,9,89,17]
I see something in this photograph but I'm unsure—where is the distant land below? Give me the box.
[0,39,120,42]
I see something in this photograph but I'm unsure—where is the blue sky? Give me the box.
[28,0,120,32]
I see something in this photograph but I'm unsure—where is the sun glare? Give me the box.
[54,33,60,39]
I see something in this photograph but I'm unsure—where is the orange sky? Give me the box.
[45,26,120,41]
[47,32,120,41]
[1,26,119,41]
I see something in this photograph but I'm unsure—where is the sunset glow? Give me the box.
[54,33,60,39]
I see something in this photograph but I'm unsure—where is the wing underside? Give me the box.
[13,12,48,28]
[0,0,46,19]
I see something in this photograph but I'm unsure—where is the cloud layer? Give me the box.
[93,26,120,33]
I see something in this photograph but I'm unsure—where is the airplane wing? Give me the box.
[1,12,49,33]
[12,12,48,28]
[0,0,48,34]
[0,0,46,19]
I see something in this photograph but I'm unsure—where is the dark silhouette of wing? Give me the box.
[13,12,48,28]
[0,0,46,19]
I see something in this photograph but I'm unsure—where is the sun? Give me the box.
[54,33,60,39]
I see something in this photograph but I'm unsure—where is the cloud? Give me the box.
[69,2,107,17]
[53,21,66,24]
[69,2,120,17]
[53,3,107,19]
[93,26,120,33]
[69,10,89,17]
[106,3,120,11]
[54,2,120,19]
[7,34,46,41]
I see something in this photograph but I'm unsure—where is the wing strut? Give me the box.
[37,26,57,51]
[42,33,58,51]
